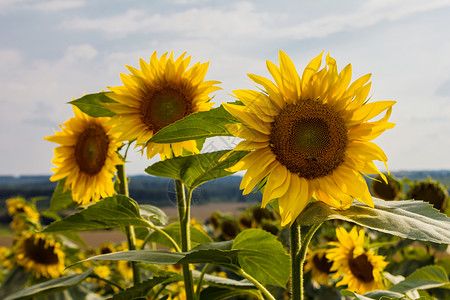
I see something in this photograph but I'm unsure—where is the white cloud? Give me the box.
[0,0,85,14]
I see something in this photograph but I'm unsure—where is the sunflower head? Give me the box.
[407,178,448,213]
[14,233,65,278]
[105,51,221,160]
[304,248,334,286]
[224,50,395,226]
[326,227,388,294]
[220,217,240,240]
[45,106,123,205]
[370,173,403,201]
[6,197,39,220]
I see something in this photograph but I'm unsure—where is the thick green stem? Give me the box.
[237,269,276,300]
[116,163,141,285]
[290,221,324,300]
[175,179,195,300]
[290,221,302,300]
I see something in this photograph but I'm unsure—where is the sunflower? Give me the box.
[223,51,395,225]
[326,227,388,294]
[304,248,334,286]
[45,106,123,205]
[14,233,65,278]
[6,197,39,220]
[370,173,402,201]
[407,178,448,213]
[105,51,221,160]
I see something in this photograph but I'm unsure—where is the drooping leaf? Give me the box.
[199,287,261,300]
[139,204,168,226]
[0,267,30,299]
[232,229,290,287]
[147,222,212,249]
[145,150,248,189]
[43,195,151,232]
[79,248,240,267]
[389,265,450,293]
[4,269,94,300]
[298,198,450,244]
[109,276,170,300]
[69,92,115,117]
[340,289,405,300]
[47,178,77,212]
[148,105,239,144]
[195,271,254,289]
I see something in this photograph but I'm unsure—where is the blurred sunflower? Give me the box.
[407,178,448,213]
[326,227,388,294]
[6,197,40,233]
[224,51,395,225]
[370,173,402,201]
[304,248,334,286]
[105,51,221,160]
[45,106,123,205]
[14,233,65,278]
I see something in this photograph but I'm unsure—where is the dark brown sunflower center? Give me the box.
[348,251,374,283]
[24,236,59,265]
[270,100,347,179]
[312,253,333,274]
[74,124,109,175]
[140,86,192,133]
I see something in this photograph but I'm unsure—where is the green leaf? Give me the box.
[145,150,248,188]
[390,265,450,293]
[79,248,240,267]
[148,222,212,249]
[47,178,77,212]
[69,92,115,117]
[149,105,239,144]
[194,271,254,289]
[232,229,290,287]
[4,269,94,300]
[298,198,450,244]
[0,267,30,299]
[42,195,151,232]
[199,287,261,300]
[109,276,170,300]
[139,204,168,226]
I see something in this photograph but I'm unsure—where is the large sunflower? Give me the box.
[45,106,123,205]
[14,233,65,278]
[326,227,387,294]
[223,51,395,225]
[105,51,221,159]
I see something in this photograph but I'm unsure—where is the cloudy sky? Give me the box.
[1,0,450,176]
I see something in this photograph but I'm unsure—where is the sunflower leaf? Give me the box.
[340,289,405,300]
[389,265,450,293]
[232,229,290,288]
[108,276,171,300]
[297,198,450,244]
[47,178,77,212]
[42,195,151,232]
[145,150,248,189]
[148,105,239,144]
[3,268,94,300]
[199,287,261,300]
[69,92,115,117]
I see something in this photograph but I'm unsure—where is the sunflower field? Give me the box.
[1,51,450,300]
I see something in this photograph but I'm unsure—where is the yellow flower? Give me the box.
[45,106,123,205]
[304,248,334,286]
[105,51,221,160]
[326,227,388,294]
[6,197,39,220]
[224,51,395,225]
[14,233,65,278]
